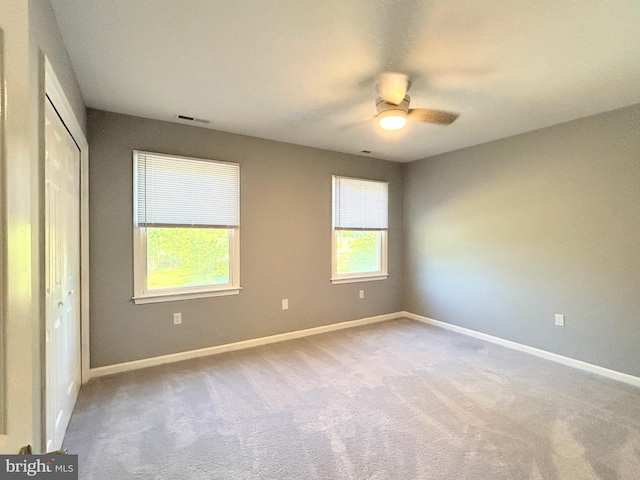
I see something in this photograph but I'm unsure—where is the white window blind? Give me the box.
[135,151,239,228]
[333,176,388,230]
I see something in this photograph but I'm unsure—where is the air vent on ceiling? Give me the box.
[176,114,210,124]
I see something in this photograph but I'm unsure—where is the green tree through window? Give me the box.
[146,227,230,290]
[336,230,381,274]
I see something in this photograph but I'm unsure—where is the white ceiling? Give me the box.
[50,0,640,162]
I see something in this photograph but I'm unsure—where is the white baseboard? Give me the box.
[403,311,640,389]
[90,310,640,389]
[89,312,403,379]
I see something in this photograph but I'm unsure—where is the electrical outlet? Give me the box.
[359,290,364,299]
[555,314,565,327]
[282,299,288,310]
[173,312,182,325]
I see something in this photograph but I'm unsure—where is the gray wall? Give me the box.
[404,104,640,377]
[88,109,404,368]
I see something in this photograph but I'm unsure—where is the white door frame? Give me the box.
[0,29,5,437]
[43,59,90,387]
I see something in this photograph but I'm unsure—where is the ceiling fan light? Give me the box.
[378,109,407,130]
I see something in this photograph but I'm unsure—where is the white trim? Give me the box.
[403,311,640,389]
[44,60,90,386]
[133,287,241,304]
[331,274,389,285]
[89,310,640,389]
[0,30,5,436]
[89,312,402,379]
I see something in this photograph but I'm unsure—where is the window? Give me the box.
[331,175,389,284]
[133,151,240,304]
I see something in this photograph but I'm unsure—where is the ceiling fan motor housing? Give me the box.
[376,95,410,116]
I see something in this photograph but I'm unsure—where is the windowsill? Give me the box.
[133,286,241,304]
[330,274,389,285]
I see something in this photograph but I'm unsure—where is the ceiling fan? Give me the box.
[375,72,460,131]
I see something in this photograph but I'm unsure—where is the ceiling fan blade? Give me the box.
[408,108,460,125]
[378,72,410,105]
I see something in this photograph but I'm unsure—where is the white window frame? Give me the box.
[331,175,389,284]
[132,151,241,304]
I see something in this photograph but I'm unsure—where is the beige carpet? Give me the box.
[64,318,640,479]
